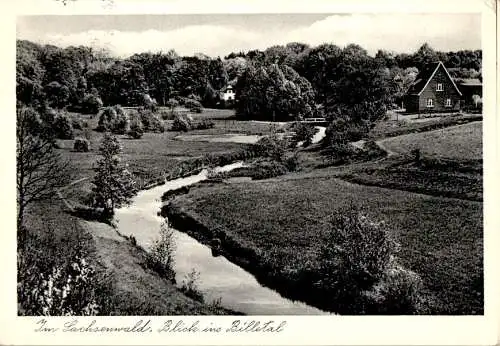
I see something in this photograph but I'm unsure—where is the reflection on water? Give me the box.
[175,133,262,144]
[114,162,330,315]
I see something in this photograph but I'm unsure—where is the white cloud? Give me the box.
[21,14,480,57]
[30,25,264,57]
[282,14,480,54]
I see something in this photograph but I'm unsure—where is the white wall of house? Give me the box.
[222,87,235,101]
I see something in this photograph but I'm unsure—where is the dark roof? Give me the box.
[406,62,440,95]
[406,61,462,96]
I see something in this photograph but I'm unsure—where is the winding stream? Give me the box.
[114,162,329,315]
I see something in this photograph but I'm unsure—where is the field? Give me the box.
[59,108,279,204]
[370,114,482,139]
[167,175,483,314]
[165,118,484,315]
[379,121,482,160]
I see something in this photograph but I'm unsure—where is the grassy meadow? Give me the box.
[167,175,483,314]
[379,121,482,160]
[164,117,484,315]
[59,108,279,204]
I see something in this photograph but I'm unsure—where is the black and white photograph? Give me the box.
[5,0,499,344]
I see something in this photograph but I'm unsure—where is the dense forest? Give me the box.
[17,39,481,123]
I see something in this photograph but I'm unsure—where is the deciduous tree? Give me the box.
[16,107,72,235]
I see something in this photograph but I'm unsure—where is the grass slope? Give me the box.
[378,122,482,160]
[22,198,232,315]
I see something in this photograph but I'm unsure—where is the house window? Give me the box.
[426,98,434,107]
[436,83,443,91]
[445,98,452,107]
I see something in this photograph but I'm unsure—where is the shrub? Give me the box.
[142,93,157,112]
[111,107,129,134]
[166,98,179,110]
[81,94,103,115]
[18,249,100,315]
[148,114,165,133]
[254,135,287,162]
[127,119,144,139]
[284,152,300,171]
[317,210,398,313]
[184,98,203,113]
[193,119,215,130]
[291,122,318,147]
[180,269,204,302]
[98,105,129,134]
[138,108,165,133]
[53,112,74,139]
[171,113,193,132]
[325,118,368,145]
[160,109,176,120]
[73,137,90,152]
[146,222,176,281]
[364,264,424,314]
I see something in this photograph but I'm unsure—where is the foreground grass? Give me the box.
[167,176,483,314]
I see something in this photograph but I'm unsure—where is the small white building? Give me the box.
[221,85,235,101]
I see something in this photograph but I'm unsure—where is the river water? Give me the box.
[114,162,329,315]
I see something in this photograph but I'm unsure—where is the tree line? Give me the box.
[17,39,481,117]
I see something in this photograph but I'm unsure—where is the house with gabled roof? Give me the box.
[404,61,462,113]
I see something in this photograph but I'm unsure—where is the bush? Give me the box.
[146,222,176,281]
[159,109,176,120]
[284,152,300,171]
[364,264,424,314]
[254,135,287,162]
[183,98,203,113]
[111,107,129,134]
[127,119,144,139]
[148,114,165,133]
[142,93,157,112]
[19,107,44,136]
[81,94,103,115]
[17,229,101,316]
[325,118,368,145]
[73,137,90,152]
[166,98,179,110]
[138,108,165,133]
[97,105,129,134]
[171,113,193,132]
[317,210,398,313]
[193,119,215,130]
[291,122,318,147]
[180,269,204,302]
[53,112,74,139]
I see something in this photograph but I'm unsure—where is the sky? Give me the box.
[16,13,481,58]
